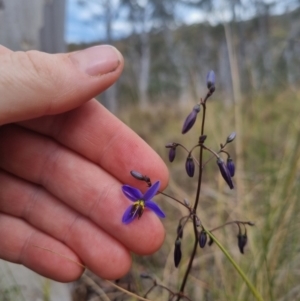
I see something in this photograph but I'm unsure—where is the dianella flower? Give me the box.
[122,181,166,224]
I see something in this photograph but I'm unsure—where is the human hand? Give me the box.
[0,45,169,281]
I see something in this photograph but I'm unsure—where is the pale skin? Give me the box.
[0,44,169,281]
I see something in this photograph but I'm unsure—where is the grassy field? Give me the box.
[118,88,300,301]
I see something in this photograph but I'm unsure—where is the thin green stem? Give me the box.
[203,228,265,301]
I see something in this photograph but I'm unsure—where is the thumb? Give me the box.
[0,45,123,124]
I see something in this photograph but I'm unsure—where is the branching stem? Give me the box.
[176,103,207,300]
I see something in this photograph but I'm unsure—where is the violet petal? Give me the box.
[143,181,160,202]
[122,185,143,202]
[145,200,166,218]
[122,205,137,224]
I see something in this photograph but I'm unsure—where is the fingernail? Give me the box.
[69,45,122,76]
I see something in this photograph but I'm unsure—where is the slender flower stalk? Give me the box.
[177,102,207,299]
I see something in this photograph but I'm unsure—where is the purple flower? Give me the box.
[122,181,166,224]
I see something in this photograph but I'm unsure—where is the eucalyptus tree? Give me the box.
[77,0,122,113]
[120,0,179,108]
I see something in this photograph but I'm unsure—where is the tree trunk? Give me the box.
[138,27,150,109]
[0,0,65,53]
[102,0,118,113]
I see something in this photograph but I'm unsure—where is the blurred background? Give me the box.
[1,0,300,300]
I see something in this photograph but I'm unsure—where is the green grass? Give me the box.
[118,88,300,301]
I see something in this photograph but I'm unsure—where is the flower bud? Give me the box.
[181,104,201,134]
[237,234,247,254]
[169,147,176,162]
[208,237,214,246]
[185,156,195,177]
[183,198,190,206]
[199,135,207,144]
[206,70,215,89]
[174,240,182,268]
[209,85,216,94]
[226,132,236,143]
[216,158,234,189]
[165,142,175,148]
[198,230,207,248]
[226,158,235,177]
[130,170,145,181]
[140,273,151,279]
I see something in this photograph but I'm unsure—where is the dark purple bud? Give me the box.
[226,158,235,177]
[237,234,247,254]
[185,156,195,177]
[199,135,207,144]
[177,224,183,239]
[217,158,234,189]
[140,273,151,279]
[181,104,201,134]
[226,132,236,143]
[206,70,215,89]
[208,237,214,246]
[209,85,216,94]
[174,240,182,268]
[198,231,207,248]
[169,147,176,162]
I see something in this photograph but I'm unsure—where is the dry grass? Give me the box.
[115,89,300,301]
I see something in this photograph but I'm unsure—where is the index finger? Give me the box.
[19,99,169,190]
